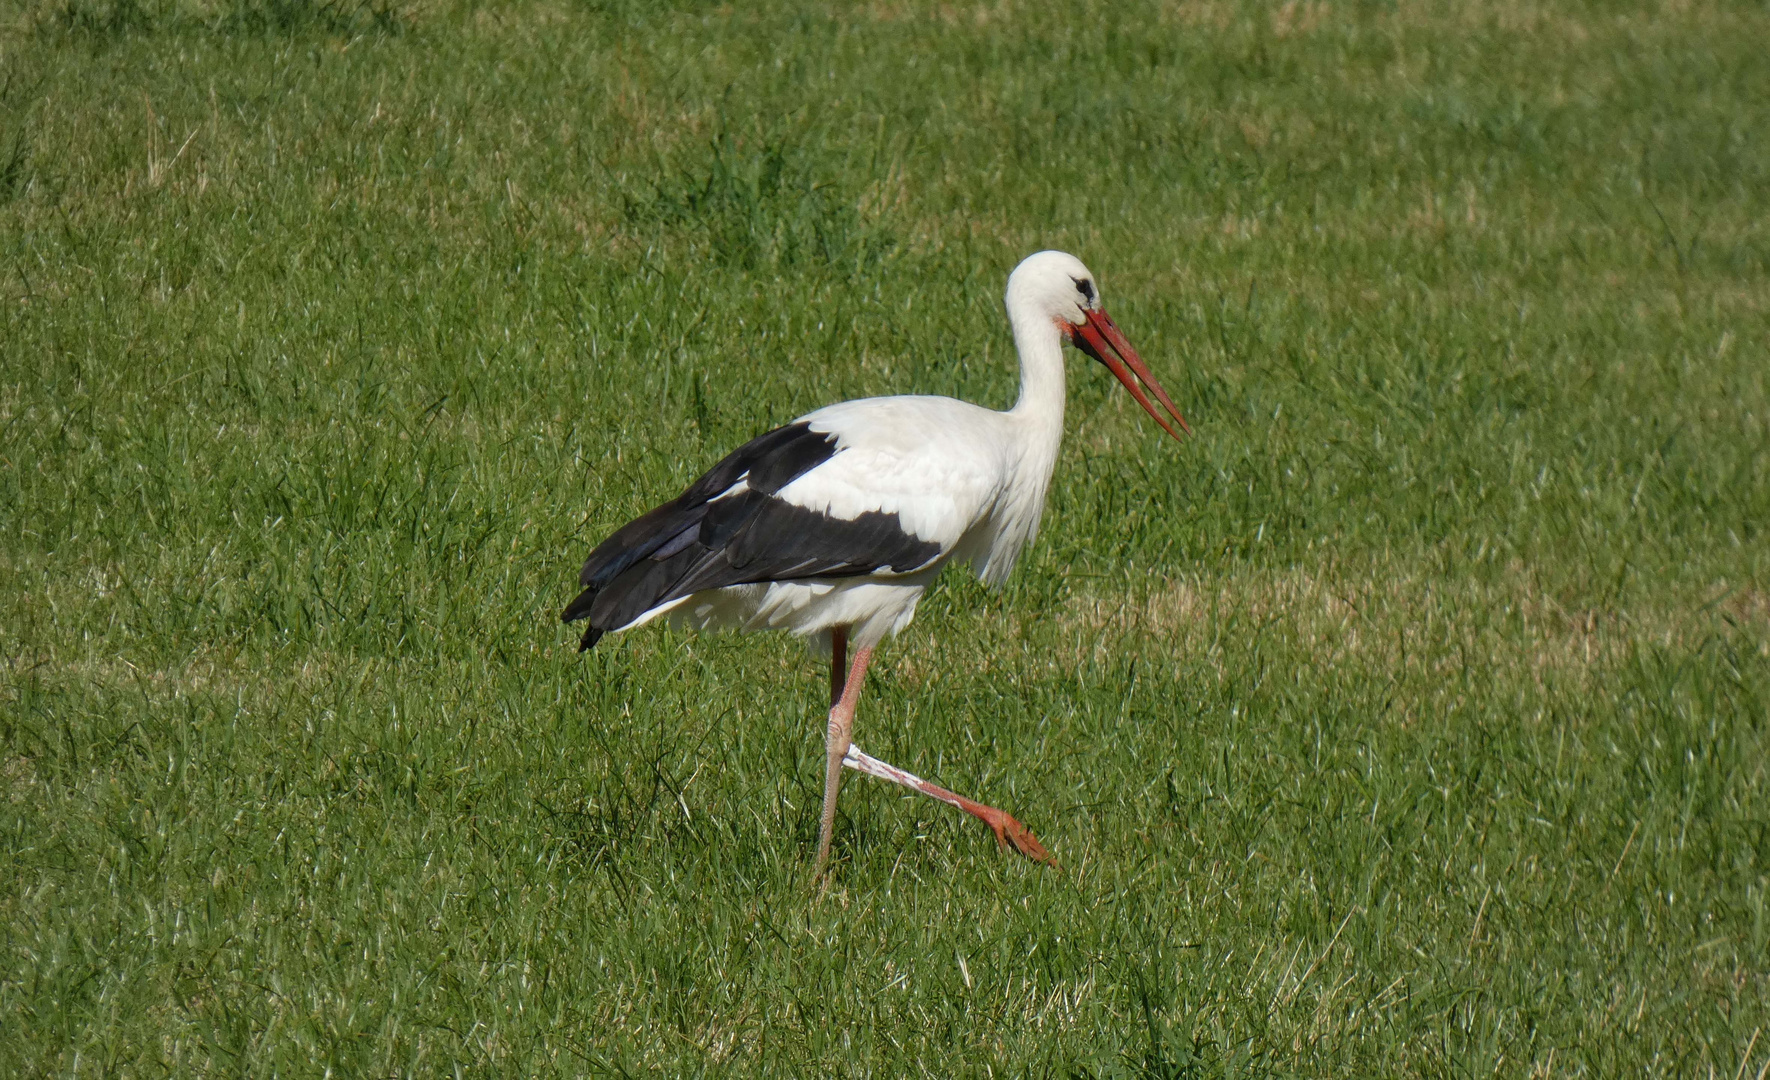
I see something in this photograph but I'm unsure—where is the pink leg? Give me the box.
[814,629,871,876]
[842,746,1057,867]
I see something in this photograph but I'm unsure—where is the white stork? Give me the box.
[563,250,1190,874]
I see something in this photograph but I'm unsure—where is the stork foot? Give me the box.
[971,805,1057,867]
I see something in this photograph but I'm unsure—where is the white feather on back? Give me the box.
[781,395,1013,552]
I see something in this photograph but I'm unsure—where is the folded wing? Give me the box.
[562,416,976,650]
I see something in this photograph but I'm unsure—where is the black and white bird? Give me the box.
[563,250,1190,874]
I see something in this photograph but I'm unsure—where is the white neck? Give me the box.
[1006,298,1067,435]
[999,297,1068,545]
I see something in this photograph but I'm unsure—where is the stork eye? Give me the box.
[1074,279,1096,302]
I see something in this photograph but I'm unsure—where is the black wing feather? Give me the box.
[562,422,941,651]
[569,422,820,595]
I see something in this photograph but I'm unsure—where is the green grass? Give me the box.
[2,0,1767,1073]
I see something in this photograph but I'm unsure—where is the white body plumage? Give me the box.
[637,390,1063,647]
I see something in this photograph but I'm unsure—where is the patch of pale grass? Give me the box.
[1155,0,1241,32]
[1063,561,1767,698]
[854,0,1024,27]
[1269,0,1331,39]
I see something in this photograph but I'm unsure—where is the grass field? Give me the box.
[3,0,1768,1073]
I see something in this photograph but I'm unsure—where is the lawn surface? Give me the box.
[3,0,1768,1074]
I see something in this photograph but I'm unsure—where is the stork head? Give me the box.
[1005,250,1192,439]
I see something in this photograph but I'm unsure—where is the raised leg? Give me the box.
[814,629,872,876]
[842,745,1056,867]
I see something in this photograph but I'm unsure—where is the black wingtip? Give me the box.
[561,587,596,625]
[563,588,603,651]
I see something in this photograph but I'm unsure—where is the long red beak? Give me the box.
[1070,308,1192,439]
